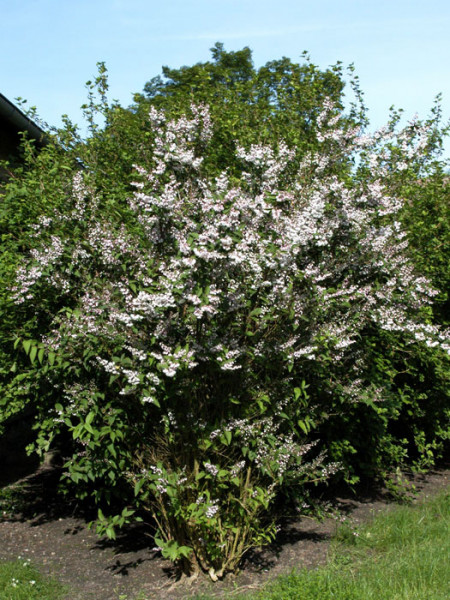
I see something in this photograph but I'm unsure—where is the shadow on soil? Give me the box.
[0,453,158,558]
[1,447,448,588]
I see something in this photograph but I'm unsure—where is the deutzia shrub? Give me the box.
[10,101,449,578]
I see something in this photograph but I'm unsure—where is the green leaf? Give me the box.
[134,478,145,496]
[161,539,191,561]
[177,545,192,559]
[37,348,45,364]
[298,419,309,435]
[107,443,117,458]
[29,345,37,364]
[221,430,232,446]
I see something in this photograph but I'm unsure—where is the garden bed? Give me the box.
[1,462,448,600]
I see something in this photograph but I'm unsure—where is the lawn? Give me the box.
[0,558,66,600]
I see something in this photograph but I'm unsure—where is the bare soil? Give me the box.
[0,460,448,600]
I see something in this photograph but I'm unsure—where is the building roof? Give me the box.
[0,92,47,145]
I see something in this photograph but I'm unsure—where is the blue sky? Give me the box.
[1,0,449,156]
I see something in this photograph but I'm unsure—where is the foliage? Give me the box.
[0,483,29,519]
[0,135,81,438]
[0,49,449,579]
[399,170,450,326]
[352,101,450,326]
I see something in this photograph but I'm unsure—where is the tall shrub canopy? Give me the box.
[1,50,449,579]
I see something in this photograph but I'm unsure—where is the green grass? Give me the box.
[0,558,66,600]
[0,483,66,599]
[193,488,450,600]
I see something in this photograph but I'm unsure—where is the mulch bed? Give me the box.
[0,461,448,600]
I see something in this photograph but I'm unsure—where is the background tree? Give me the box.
[133,43,351,176]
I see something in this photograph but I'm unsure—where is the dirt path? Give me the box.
[0,464,448,600]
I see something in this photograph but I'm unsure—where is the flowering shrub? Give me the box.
[7,99,450,578]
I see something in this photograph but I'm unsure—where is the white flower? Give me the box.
[205,501,219,518]
[204,462,219,476]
